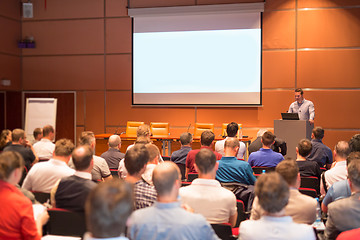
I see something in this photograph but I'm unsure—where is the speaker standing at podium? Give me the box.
[288,88,315,125]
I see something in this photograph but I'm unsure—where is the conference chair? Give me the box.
[252,166,275,177]
[235,200,247,228]
[150,122,169,136]
[221,123,242,138]
[300,176,320,195]
[194,123,214,138]
[299,188,317,198]
[187,173,198,182]
[211,223,237,240]
[47,208,86,237]
[32,191,50,204]
[109,168,120,178]
[126,121,144,137]
[176,163,186,180]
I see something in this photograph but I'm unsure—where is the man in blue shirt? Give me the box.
[288,88,315,124]
[127,162,219,240]
[216,138,256,185]
[170,132,192,165]
[248,131,284,168]
[306,127,333,169]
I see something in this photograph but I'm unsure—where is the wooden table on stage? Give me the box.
[95,134,252,160]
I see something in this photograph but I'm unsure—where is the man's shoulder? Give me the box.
[291,189,316,205]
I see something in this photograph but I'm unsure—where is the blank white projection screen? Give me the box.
[132,12,262,105]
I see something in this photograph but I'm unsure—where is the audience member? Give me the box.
[248,131,284,167]
[142,143,160,185]
[325,160,360,239]
[215,122,246,159]
[295,139,321,179]
[51,145,97,212]
[32,127,43,145]
[180,148,237,226]
[3,128,38,170]
[125,144,157,209]
[170,132,192,165]
[251,159,317,224]
[248,129,287,156]
[100,135,125,169]
[33,125,55,160]
[22,139,75,192]
[349,134,360,152]
[126,124,152,151]
[320,141,350,195]
[306,127,333,169]
[127,161,220,240]
[185,130,222,178]
[239,172,316,240]
[71,131,112,182]
[0,129,12,151]
[321,152,360,213]
[84,179,133,240]
[216,138,256,185]
[0,151,49,239]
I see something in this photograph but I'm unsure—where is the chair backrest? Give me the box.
[47,208,86,236]
[194,123,214,138]
[181,181,191,187]
[235,200,247,228]
[176,163,186,180]
[300,176,320,194]
[150,122,169,136]
[211,224,237,240]
[126,121,144,136]
[32,191,51,204]
[221,123,242,138]
[252,166,275,176]
[109,168,120,178]
[299,188,317,198]
[187,173,199,182]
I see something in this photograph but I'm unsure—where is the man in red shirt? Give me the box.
[185,130,222,179]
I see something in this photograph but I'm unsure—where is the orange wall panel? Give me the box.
[106,18,132,54]
[198,0,263,5]
[106,0,128,17]
[322,130,359,154]
[106,54,132,90]
[263,11,295,49]
[0,55,21,91]
[298,8,360,48]
[28,0,104,20]
[298,0,360,8]
[76,91,85,126]
[105,91,196,126]
[129,0,195,8]
[22,20,104,55]
[0,1,20,19]
[22,56,105,90]
[0,18,21,55]
[262,50,295,89]
[76,126,85,143]
[85,91,105,134]
[265,0,295,10]
[306,90,360,129]
[297,49,360,88]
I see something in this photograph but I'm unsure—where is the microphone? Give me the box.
[187,123,191,133]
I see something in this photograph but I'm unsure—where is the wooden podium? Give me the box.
[274,120,313,159]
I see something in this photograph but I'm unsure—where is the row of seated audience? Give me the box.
[0,123,359,239]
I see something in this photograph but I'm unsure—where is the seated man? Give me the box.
[248,129,287,156]
[248,131,284,167]
[215,122,246,159]
[125,144,157,209]
[142,143,160,185]
[33,125,55,160]
[240,172,316,240]
[51,145,97,212]
[295,139,321,179]
[349,134,360,152]
[185,130,222,179]
[325,160,360,239]
[22,139,75,193]
[32,127,42,145]
[127,162,219,240]
[100,135,125,169]
[170,132,192,165]
[3,128,37,170]
[321,141,350,195]
[179,149,237,226]
[251,159,317,224]
[306,127,333,169]
[216,138,256,185]
[84,179,133,240]
[322,152,360,214]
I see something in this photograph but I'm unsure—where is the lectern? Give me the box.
[274,120,313,159]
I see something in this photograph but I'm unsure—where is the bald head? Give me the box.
[109,135,121,148]
[152,162,180,197]
[334,141,350,159]
[72,145,93,171]
[224,137,240,150]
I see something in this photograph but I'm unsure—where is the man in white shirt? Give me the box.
[215,122,246,159]
[180,148,237,226]
[33,125,55,160]
[22,138,75,193]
